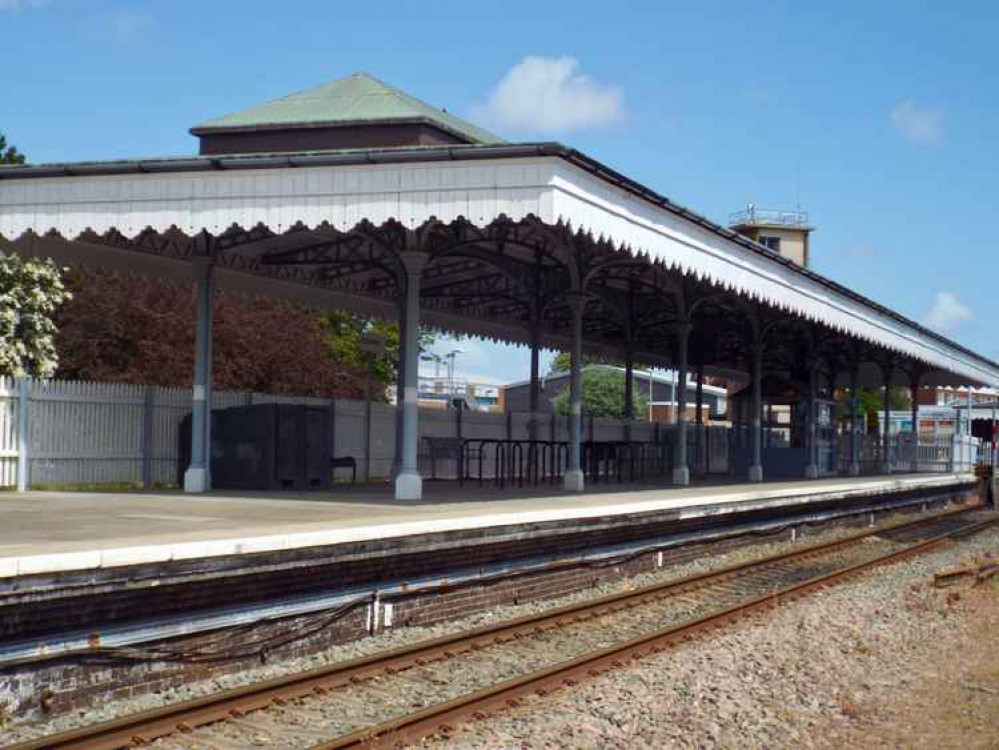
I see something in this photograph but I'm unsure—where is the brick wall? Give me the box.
[2,487,967,642]
[0,488,974,720]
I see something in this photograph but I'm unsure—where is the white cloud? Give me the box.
[890,100,943,145]
[924,291,973,332]
[473,56,624,134]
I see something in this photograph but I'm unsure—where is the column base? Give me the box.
[183,467,210,493]
[804,465,819,479]
[672,466,690,486]
[563,469,585,492]
[395,471,423,501]
[748,465,763,483]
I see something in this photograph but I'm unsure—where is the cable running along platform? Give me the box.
[10,506,997,750]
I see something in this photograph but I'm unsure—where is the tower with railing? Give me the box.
[729,205,814,267]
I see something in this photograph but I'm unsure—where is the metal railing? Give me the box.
[422,436,676,489]
[979,441,997,468]
[850,432,979,474]
[425,429,974,490]
[728,207,809,228]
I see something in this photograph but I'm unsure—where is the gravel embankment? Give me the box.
[1,506,975,745]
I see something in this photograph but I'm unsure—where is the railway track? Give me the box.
[10,506,996,750]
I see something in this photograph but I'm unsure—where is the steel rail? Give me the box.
[7,506,987,750]
[316,514,998,750]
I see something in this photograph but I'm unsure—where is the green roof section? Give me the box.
[190,72,505,145]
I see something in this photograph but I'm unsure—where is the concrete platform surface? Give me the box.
[0,473,975,577]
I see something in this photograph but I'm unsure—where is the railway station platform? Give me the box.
[0,472,978,578]
[0,471,983,720]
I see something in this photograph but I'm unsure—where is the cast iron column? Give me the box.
[881,364,894,475]
[623,337,635,442]
[848,367,861,476]
[184,257,214,493]
[528,323,541,442]
[624,341,635,421]
[966,387,973,436]
[804,362,820,479]
[964,387,973,471]
[395,251,428,501]
[391,296,407,479]
[695,360,705,476]
[673,321,692,486]
[909,373,920,472]
[695,363,704,426]
[748,342,764,482]
[564,294,586,491]
[992,397,997,465]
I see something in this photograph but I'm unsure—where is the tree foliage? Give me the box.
[552,367,650,419]
[54,271,371,398]
[839,386,910,420]
[0,254,71,378]
[52,271,441,398]
[547,350,609,376]
[0,133,25,165]
[321,311,435,390]
[0,128,70,377]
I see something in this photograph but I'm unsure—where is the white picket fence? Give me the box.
[1,376,980,491]
[0,377,710,490]
[0,377,374,490]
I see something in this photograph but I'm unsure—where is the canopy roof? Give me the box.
[1,76,997,392]
[190,72,504,145]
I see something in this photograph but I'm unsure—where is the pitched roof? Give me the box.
[190,72,504,145]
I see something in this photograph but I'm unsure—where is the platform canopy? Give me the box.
[1,73,997,392]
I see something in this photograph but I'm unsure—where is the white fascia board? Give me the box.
[0,157,560,239]
[548,160,999,387]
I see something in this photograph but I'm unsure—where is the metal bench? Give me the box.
[330,456,357,483]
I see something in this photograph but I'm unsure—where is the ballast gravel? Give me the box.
[417,525,999,750]
[0,504,980,746]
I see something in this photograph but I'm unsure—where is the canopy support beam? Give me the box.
[528,323,541,442]
[849,367,862,476]
[882,363,894,475]
[392,295,407,479]
[395,252,428,501]
[804,362,820,479]
[564,294,586,492]
[673,321,692,486]
[748,342,764,483]
[909,371,921,472]
[184,255,214,493]
[623,336,635,442]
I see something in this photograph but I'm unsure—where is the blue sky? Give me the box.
[2,0,996,383]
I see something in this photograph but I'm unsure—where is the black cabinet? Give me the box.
[179,404,331,490]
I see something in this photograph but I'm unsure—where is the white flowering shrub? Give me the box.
[0,253,70,378]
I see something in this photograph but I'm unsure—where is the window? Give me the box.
[759,235,781,253]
